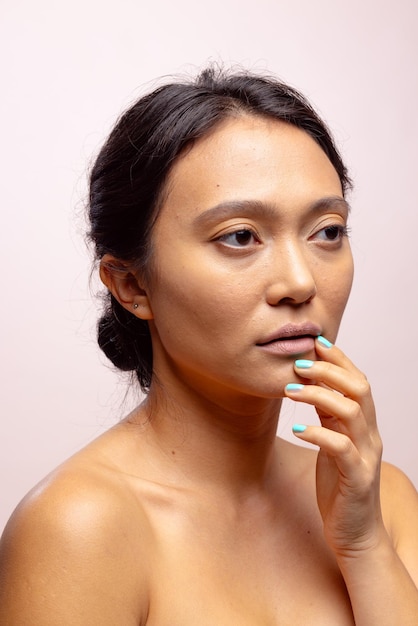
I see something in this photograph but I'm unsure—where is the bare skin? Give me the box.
[1,117,417,624]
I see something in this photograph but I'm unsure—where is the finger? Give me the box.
[292,423,382,480]
[293,359,375,422]
[315,336,362,376]
[285,383,379,449]
[291,424,374,483]
[306,337,376,426]
[286,382,362,426]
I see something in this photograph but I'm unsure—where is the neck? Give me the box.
[128,377,284,498]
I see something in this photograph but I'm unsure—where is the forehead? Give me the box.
[160,115,343,220]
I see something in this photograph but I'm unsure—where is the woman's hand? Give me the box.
[285,336,385,558]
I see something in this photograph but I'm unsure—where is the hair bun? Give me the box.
[97,295,153,388]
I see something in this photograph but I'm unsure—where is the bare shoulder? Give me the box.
[0,450,151,625]
[380,461,418,531]
[380,461,418,583]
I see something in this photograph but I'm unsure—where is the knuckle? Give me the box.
[345,401,362,421]
[322,361,333,374]
[356,376,371,397]
[338,435,354,456]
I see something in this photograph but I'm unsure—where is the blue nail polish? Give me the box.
[285,383,304,392]
[292,424,307,433]
[317,335,333,348]
[295,359,314,369]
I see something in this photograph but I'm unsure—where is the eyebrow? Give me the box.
[193,196,351,228]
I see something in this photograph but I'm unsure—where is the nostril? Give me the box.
[276,292,316,306]
[265,271,317,306]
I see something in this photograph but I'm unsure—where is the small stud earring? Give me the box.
[133,303,139,309]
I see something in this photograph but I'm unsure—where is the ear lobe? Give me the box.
[99,255,154,320]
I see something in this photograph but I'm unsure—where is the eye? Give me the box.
[216,228,260,248]
[315,224,350,243]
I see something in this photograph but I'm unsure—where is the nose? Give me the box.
[265,239,317,306]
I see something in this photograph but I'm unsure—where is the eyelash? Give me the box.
[215,228,260,248]
[215,224,350,249]
[314,224,351,243]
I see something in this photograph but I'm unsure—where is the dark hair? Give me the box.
[88,66,351,392]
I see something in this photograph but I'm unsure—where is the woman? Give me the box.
[1,67,417,624]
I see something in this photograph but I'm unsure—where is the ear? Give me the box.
[99,254,154,320]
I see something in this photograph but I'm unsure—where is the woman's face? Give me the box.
[143,115,353,402]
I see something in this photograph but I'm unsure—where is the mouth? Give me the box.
[256,323,321,355]
[257,323,321,346]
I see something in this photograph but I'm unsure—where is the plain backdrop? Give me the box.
[1,0,417,532]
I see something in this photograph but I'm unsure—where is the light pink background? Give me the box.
[1,0,417,532]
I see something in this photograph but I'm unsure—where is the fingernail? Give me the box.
[294,359,314,369]
[285,383,304,392]
[317,335,333,348]
[292,424,307,433]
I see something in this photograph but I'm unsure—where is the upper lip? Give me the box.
[256,322,321,346]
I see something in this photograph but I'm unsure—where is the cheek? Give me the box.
[148,266,256,382]
[332,281,352,316]
[149,260,253,342]
[339,254,354,307]
[321,255,354,329]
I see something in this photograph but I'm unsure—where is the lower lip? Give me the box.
[257,336,316,355]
